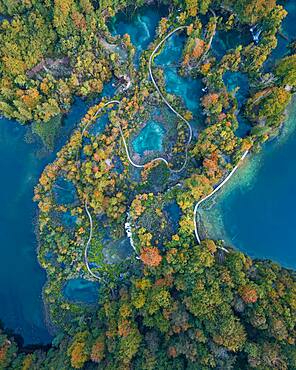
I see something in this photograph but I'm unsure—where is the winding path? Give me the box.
[84,200,101,280]
[83,22,243,278]
[83,27,196,278]
[148,25,193,173]
[193,150,249,245]
[81,100,121,136]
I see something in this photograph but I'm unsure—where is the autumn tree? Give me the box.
[140,247,162,267]
[275,54,296,87]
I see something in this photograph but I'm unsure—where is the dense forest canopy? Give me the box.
[1,241,295,369]
[0,0,295,369]
[0,0,291,147]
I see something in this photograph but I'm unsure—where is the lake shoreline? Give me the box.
[199,94,296,270]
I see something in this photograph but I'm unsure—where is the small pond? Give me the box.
[53,178,77,206]
[132,120,165,156]
[63,278,99,304]
[164,201,182,234]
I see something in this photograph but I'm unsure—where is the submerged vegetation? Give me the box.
[0,0,295,368]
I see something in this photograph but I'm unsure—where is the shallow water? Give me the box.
[223,71,249,107]
[200,0,296,269]
[164,201,181,234]
[53,178,78,206]
[102,238,134,265]
[223,71,251,137]
[155,31,203,126]
[132,120,165,155]
[88,113,110,136]
[202,98,296,269]
[63,279,99,304]
[108,6,167,66]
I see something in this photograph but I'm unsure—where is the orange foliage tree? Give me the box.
[90,337,105,363]
[140,247,162,267]
[240,285,258,304]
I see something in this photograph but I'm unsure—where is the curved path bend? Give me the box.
[83,22,239,278]
[194,150,249,247]
[83,27,195,278]
[84,200,101,280]
[148,25,193,173]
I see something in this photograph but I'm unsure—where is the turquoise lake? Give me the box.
[132,120,165,155]
[200,0,296,270]
[202,98,296,270]
[0,98,91,344]
[108,5,168,66]
[155,30,203,127]
[0,0,296,346]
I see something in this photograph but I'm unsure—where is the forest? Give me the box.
[0,0,295,369]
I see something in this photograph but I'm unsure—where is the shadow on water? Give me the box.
[212,28,252,60]
[264,0,296,69]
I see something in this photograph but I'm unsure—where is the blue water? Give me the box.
[155,31,203,125]
[63,279,99,304]
[53,178,78,206]
[265,1,296,68]
[164,201,182,234]
[112,155,124,174]
[203,98,296,269]
[212,29,252,60]
[0,120,51,345]
[201,0,296,269]
[88,113,110,136]
[59,211,77,229]
[108,6,167,66]
[132,120,165,155]
[223,71,249,107]
[223,71,251,137]
[0,97,93,344]
[1,2,295,349]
